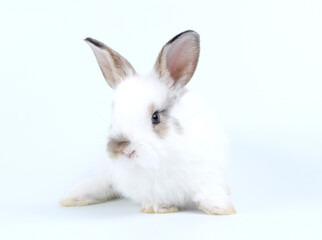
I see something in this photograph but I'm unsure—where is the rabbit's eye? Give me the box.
[152,111,160,125]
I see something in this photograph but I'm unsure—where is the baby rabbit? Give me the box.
[60,30,236,215]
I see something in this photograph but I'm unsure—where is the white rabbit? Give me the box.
[60,30,236,215]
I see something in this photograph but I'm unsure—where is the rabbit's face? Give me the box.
[85,30,200,168]
[106,75,176,168]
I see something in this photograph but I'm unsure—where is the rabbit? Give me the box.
[60,30,236,215]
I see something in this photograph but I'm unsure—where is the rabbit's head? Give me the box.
[86,30,200,169]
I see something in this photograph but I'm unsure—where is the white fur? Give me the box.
[60,31,235,215]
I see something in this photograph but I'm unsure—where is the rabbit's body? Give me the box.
[60,31,236,215]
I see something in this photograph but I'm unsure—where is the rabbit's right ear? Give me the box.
[85,38,136,89]
[154,30,200,88]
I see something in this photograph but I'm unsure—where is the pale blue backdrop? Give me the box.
[0,0,321,239]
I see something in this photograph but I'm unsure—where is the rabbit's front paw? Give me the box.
[59,194,115,207]
[198,202,236,215]
[141,206,179,214]
[59,196,91,207]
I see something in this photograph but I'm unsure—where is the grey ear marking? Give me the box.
[166,30,196,45]
[154,30,200,87]
[85,37,136,89]
[85,37,106,49]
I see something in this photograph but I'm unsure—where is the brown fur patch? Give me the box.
[153,120,168,138]
[107,46,136,82]
[149,101,183,138]
[150,105,169,138]
[107,135,130,159]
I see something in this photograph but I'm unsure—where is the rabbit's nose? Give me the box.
[107,136,131,159]
[116,140,130,151]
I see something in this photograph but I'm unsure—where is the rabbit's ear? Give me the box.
[85,38,136,89]
[154,30,200,87]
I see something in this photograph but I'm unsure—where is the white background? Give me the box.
[1,0,321,239]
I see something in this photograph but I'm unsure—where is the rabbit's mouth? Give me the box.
[125,150,137,159]
[108,138,161,169]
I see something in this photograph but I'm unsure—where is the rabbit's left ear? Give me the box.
[85,38,136,89]
[154,30,200,87]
